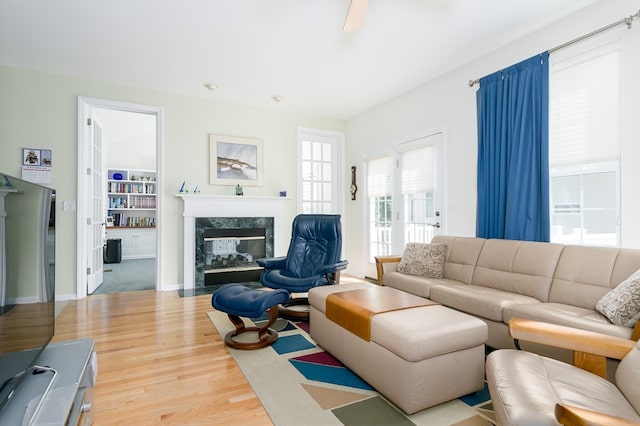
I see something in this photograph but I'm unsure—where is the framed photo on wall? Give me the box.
[209,134,264,186]
[23,148,41,166]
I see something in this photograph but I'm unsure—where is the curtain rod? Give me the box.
[468,9,640,87]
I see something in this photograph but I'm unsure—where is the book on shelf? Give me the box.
[108,181,155,194]
[129,195,156,209]
[108,213,155,228]
[109,196,127,208]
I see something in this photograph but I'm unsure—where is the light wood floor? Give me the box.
[54,290,273,425]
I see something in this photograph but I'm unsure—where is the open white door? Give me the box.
[86,115,105,294]
[77,96,163,298]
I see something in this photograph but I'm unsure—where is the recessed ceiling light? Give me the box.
[272,95,283,102]
[204,83,217,91]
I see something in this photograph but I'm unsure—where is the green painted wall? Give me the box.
[0,66,346,298]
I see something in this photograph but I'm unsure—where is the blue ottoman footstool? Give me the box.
[212,284,290,350]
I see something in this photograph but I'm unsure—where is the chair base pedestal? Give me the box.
[224,305,280,350]
[278,297,311,320]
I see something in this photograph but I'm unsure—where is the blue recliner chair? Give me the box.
[256,214,348,319]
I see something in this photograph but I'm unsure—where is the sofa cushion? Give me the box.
[431,235,486,284]
[550,246,640,309]
[595,268,640,327]
[396,243,446,278]
[471,239,563,302]
[429,284,540,322]
[381,270,456,298]
[503,303,633,339]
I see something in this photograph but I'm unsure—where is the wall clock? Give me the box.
[350,166,358,200]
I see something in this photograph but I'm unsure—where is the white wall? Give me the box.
[345,0,640,279]
[107,132,156,170]
[0,67,346,298]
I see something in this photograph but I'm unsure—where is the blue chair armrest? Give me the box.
[256,256,287,270]
[322,260,349,274]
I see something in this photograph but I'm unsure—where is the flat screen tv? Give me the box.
[0,173,56,415]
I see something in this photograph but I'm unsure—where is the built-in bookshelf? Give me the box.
[106,168,156,228]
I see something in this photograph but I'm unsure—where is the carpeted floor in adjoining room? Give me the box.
[94,258,156,294]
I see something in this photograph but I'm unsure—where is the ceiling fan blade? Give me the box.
[343,0,368,32]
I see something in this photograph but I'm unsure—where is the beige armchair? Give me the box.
[486,318,640,426]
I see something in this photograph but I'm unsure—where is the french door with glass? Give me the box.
[366,132,444,269]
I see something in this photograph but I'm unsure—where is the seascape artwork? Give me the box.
[216,142,257,180]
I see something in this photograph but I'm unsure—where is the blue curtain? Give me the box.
[476,52,550,242]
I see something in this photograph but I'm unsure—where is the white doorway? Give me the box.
[77,97,163,299]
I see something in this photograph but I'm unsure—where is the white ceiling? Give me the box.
[0,0,600,120]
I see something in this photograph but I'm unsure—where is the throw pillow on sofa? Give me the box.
[595,268,640,327]
[396,243,446,278]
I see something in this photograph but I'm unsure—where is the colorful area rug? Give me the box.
[207,310,496,426]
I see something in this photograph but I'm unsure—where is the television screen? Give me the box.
[0,173,55,414]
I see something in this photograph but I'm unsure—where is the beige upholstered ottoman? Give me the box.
[309,282,488,414]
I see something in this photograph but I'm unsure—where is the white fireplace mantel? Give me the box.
[176,194,292,290]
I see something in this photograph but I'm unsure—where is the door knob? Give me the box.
[427,222,441,228]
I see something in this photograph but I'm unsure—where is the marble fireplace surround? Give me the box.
[177,194,292,290]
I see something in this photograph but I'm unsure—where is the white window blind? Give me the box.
[367,156,392,197]
[401,146,434,194]
[549,42,620,167]
[549,36,622,247]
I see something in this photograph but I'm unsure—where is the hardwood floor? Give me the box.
[54,290,273,425]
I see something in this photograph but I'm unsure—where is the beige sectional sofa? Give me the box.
[375,235,640,359]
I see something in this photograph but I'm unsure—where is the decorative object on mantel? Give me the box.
[235,184,243,196]
[193,185,200,193]
[0,174,11,187]
[279,188,287,197]
[350,165,358,200]
[179,181,188,193]
[210,133,264,187]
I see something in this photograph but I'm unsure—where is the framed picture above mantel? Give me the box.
[209,133,264,187]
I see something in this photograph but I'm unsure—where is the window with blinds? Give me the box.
[401,146,434,194]
[401,146,436,244]
[549,40,620,246]
[367,156,393,260]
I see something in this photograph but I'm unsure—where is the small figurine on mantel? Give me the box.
[0,174,11,187]
[235,184,243,196]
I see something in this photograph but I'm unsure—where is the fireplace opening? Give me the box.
[195,217,274,288]
[203,227,266,286]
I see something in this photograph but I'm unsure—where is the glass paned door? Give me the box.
[87,116,105,294]
[401,144,439,245]
[367,156,393,261]
[298,128,343,214]
[366,132,444,266]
